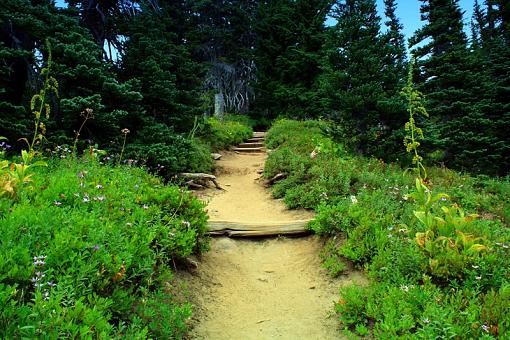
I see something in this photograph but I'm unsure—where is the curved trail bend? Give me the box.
[185,142,365,340]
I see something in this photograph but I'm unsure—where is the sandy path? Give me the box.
[185,151,365,340]
[202,152,312,223]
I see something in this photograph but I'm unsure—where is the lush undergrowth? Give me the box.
[198,115,253,152]
[0,112,252,338]
[120,115,252,179]
[265,119,510,338]
[0,155,209,338]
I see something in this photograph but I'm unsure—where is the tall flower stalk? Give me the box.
[401,58,428,180]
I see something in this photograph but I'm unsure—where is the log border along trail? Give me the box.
[181,132,366,340]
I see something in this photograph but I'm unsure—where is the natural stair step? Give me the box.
[207,220,311,237]
[232,147,265,153]
[238,142,264,148]
[247,137,265,143]
[252,132,266,138]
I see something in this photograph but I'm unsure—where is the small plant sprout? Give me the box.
[72,108,94,157]
[118,128,130,165]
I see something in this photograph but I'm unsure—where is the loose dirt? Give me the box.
[182,151,366,340]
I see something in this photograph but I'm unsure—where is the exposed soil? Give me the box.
[180,151,366,340]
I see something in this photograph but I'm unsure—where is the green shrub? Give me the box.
[124,122,213,178]
[198,116,252,151]
[264,119,510,338]
[0,158,209,338]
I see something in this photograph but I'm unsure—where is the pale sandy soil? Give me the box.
[180,150,366,340]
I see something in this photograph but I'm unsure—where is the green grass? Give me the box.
[0,155,209,338]
[264,119,510,338]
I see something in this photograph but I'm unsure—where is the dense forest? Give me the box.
[1,0,509,176]
[1,0,510,338]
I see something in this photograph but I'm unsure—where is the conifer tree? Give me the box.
[319,0,390,154]
[253,0,332,119]
[120,3,202,132]
[409,0,473,168]
[0,0,144,147]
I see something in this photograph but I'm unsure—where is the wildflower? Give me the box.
[33,260,45,266]
[476,276,482,280]
[0,141,12,150]
[77,171,87,179]
[422,318,430,324]
[126,222,133,227]
[400,285,409,292]
[43,290,50,300]
[80,181,85,188]
[482,324,489,332]
[472,265,479,269]
[399,228,408,234]
[121,128,130,135]
[95,184,103,189]
[440,197,447,201]
[83,194,90,203]
[33,256,46,266]
[403,195,409,201]
[143,204,149,210]
[182,221,191,228]
[93,245,100,252]
[53,200,62,206]
[94,195,106,202]
[350,195,358,204]
[47,281,56,288]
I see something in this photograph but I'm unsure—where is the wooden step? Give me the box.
[252,132,266,138]
[237,142,264,148]
[232,147,265,153]
[247,137,265,143]
[208,220,311,237]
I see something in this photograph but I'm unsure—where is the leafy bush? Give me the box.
[198,116,252,152]
[0,157,209,338]
[124,122,213,178]
[264,119,510,338]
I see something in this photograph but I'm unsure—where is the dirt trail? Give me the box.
[185,151,365,340]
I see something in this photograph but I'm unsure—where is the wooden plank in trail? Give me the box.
[232,147,265,153]
[207,220,311,237]
[247,137,265,143]
[238,142,264,148]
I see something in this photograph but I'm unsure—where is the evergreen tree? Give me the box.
[319,0,391,155]
[409,0,472,168]
[0,0,143,148]
[381,0,406,92]
[254,0,332,119]
[410,0,509,175]
[120,3,203,131]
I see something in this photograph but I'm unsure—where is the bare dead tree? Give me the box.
[204,59,256,116]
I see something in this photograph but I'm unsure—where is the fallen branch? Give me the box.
[266,173,286,185]
[179,173,223,190]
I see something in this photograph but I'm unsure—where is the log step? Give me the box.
[247,137,265,143]
[238,142,264,148]
[208,220,311,237]
[232,147,265,153]
[252,132,266,138]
